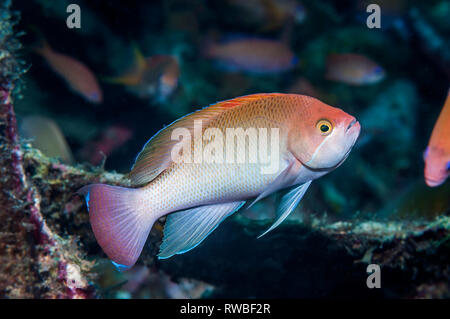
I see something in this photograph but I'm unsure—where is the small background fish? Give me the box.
[79,125,133,165]
[205,37,298,74]
[325,53,385,85]
[106,48,180,103]
[34,39,103,104]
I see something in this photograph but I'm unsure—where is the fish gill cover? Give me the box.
[0,0,449,299]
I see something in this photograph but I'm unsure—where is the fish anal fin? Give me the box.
[158,201,245,259]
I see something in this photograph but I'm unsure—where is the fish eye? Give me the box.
[316,119,333,136]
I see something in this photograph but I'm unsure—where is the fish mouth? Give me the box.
[346,119,357,131]
[346,119,361,136]
[425,177,444,187]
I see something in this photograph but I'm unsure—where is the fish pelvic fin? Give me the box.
[247,159,299,209]
[258,180,312,238]
[158,201,245,259]
[78,184,157,270]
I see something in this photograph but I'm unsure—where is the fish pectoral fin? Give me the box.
[258,180,312,238]
[158,201,246,259]
[247,159,298,209]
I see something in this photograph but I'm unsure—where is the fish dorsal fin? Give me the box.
[258,180,312,238]
[128,93,283,186]
[102,45,147,86]
[158,201,246,259]
[132,44,147,71]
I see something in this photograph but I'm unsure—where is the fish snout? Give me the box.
[346,118,357,131]
[425,177,444,187]
[345,117,361,137]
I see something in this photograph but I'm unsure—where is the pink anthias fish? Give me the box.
[325,53,385,85]
[79,125,133,165]
[107,47,180,102]
[424,88,450,187]
[35,41,103,104]
[205,37,299,74]
[79,93,360,270]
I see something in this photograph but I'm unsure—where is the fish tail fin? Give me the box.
[78,184,157,270]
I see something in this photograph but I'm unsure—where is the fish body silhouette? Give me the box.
[107,48,180,102]
[325,53,385,85]
[35,41,103,104]
[205,38,298,74]
[79,93,360,269]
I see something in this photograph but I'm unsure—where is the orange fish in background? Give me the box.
[106,47,180,102]
[35,41,103,104]
[205,37,298,74]
[79,125,133,165]
[325,53,385,85]
[424,88,450,187]
[78,93,360,269]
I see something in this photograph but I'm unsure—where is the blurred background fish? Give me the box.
[34,40,103,104]
[204,36,298,74]
[79,125,133,166]
[106,47,180,103]
[19,115,74,164]
[325,53,385,85]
